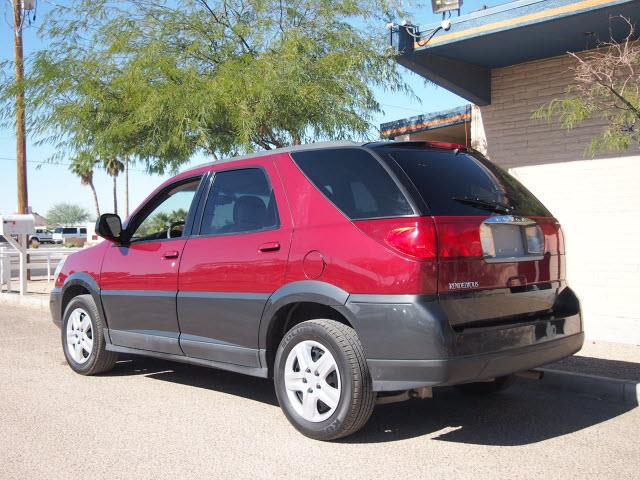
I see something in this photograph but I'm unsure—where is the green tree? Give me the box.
[46,203,90,227]
[136,208,189,239]
[0,0,409,174]
[70,152,100,217]
[533,17,639,155]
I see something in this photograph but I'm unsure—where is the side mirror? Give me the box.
[96,214,123,243]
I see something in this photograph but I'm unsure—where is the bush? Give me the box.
[64,238,87,248]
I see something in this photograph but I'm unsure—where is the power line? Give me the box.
[380,103,426,113]
[0,156,149,173]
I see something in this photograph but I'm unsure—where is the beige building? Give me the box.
[385,0,640,344]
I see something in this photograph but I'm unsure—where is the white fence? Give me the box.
[0,247,81,291]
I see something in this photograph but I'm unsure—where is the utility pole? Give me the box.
[13,0,28,215]
[124,156,129,218]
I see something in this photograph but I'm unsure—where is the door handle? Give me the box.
[258,242,281,253]
[162,250,180,259]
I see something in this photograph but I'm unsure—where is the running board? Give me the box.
[106,344,269,379]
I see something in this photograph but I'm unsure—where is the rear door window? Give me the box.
[291,148,413,220]
[199,168,279,235]
[381,148,551,217]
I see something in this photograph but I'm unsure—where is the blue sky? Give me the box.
[0,0,505,218]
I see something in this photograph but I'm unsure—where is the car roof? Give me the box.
[184,140,365,175]
[166,139,456,194]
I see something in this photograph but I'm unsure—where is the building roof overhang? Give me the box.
[380,105,471,138]
[395,0,640,105]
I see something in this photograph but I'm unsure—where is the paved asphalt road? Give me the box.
[1,305,638,480]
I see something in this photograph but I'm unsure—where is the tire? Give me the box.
[274,319,375,441]
[61,294,117,375]
[455,375,515,394]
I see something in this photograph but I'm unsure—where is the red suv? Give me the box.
[51,141,583,440]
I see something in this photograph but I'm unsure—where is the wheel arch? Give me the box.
[258,281,356,374]
[60,273,104,326]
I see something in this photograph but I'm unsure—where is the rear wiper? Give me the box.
[452,196,513,214]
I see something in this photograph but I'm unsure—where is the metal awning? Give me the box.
[395,0,640,105]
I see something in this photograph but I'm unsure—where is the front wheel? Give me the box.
[274,320,375,441]
[62,294,117,375]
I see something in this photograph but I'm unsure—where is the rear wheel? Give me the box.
[62,294,117,375]
[274,319,375,441]
[455,375,514,394]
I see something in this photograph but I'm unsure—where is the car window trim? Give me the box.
[192,165,281,239]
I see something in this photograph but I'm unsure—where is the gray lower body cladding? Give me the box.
[50,288,62,327]
[51,280,583,393]
[342,285,583,391]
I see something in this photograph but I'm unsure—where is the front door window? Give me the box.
[131,180,200,242]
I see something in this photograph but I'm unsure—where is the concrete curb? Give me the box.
[0,292,49,311]
[537,368,639,406]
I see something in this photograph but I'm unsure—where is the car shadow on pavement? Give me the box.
[343,381,637,445]
[106,355,279,406]
[104,355,636,445]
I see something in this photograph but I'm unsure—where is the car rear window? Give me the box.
[291,148,414,220]
[382,148,551,217]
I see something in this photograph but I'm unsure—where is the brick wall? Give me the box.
[478,52,632,169]
[475,52,640,344]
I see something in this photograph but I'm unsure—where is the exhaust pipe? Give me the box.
[515,370,544,380]
[376,387,433,405]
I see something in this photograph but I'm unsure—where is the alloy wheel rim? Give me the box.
[66,308,94,364]
[284,340,341,423]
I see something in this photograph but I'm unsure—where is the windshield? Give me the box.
[54,228,63,233]
[381,148,551,217]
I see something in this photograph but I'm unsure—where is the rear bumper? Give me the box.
[367,331,583,391]
[342,285,583,392]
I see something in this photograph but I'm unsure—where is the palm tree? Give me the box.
[103,157,124,215]
[70,153,100,217]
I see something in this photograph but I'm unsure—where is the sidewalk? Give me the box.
[0,277,53,309]
[1,282,638,405]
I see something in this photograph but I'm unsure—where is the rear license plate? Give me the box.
[490,224,525,257]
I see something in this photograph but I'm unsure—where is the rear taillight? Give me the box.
[356,216,563,261]
[355,217,437,259]
[536,219,564,255]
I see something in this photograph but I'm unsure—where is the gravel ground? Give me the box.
[1,304,639,480]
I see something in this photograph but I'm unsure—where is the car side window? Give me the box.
[199,168,279,236]
[130,178,201,242]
